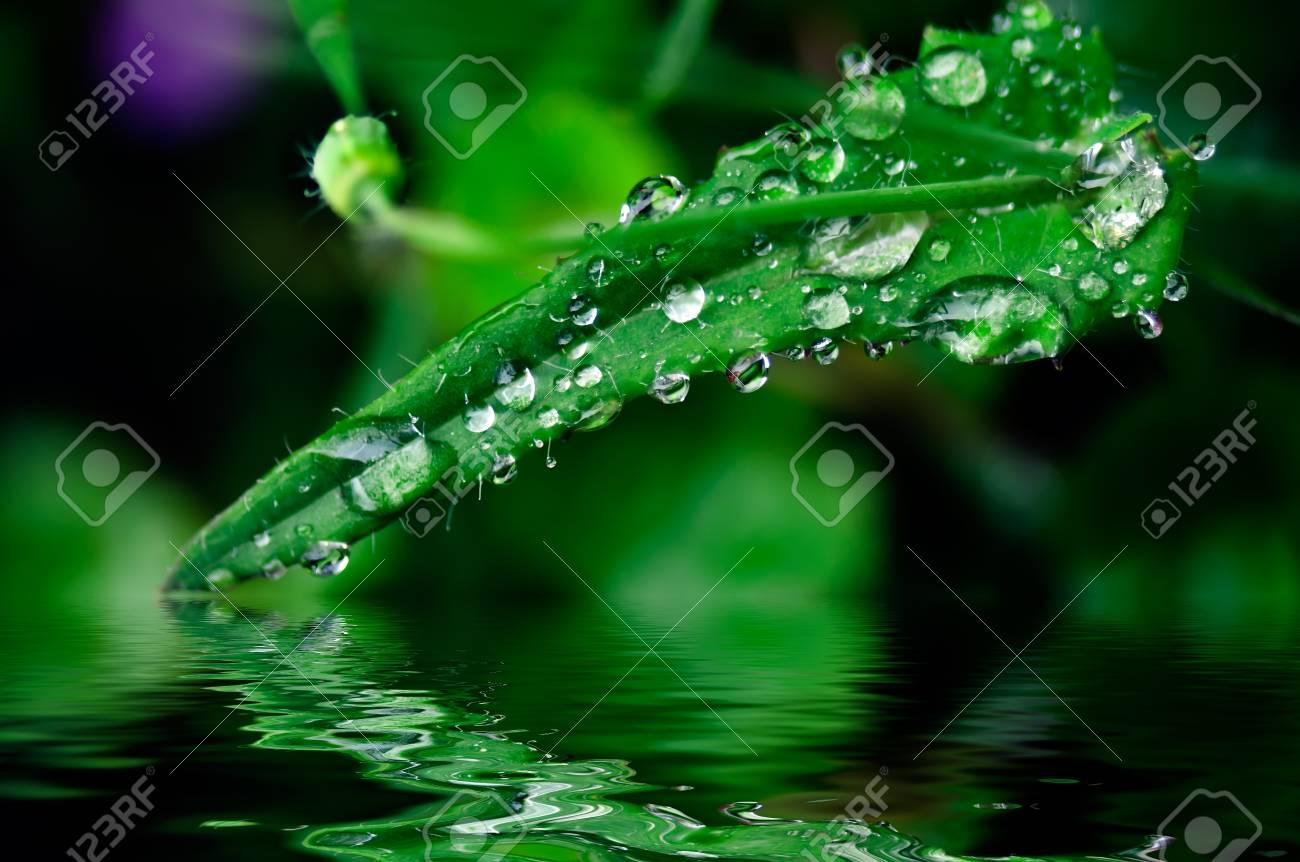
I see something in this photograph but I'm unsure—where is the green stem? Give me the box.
[368,174,1064,261]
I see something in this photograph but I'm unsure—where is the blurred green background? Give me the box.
[3,0,1298,859]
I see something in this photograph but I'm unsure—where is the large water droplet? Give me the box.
[1076,271,1110,301]
[803,289,852,329]
[800,139,846,183]
[662,278,707,323]
[490,454,517,485]
[649,372,691,404]
[494,364,536,409]
[574,365,603,388]
[843,77,906,141]
[1134,307,1163,339]
[919,276,1066,363]
[754,169,800,201]
[919,49,988,107]
[619,175,687,224]
[808,212,929,280]
[569,294,599,327]
[928,239,951,262]
[810,337,840,365]
[301,541,350,577]
[465,404,496,433]
[1163,271,1189,302]
[728,353,771,393]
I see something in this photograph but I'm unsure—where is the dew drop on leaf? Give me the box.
[1163,271,1189,302]
[810,337,840,365]
[919,49,988,107]
[799,139,846,183]
[804,290,852,329]
[619,175,687,224]
[465,404,496,433]
[648,372,691,404]
[1076,272,1110,301]
[574,365,603,388]
[728,353,772,393]
[301,541,349,577]
[843,77,906,141]
[662,278,707,323]
[1134,307,1163,339]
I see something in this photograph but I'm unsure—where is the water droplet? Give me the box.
[587,257,608,286]
[879,284,899,302]
[1081,150,1168,249]
[843,77,906,141]
[754,169,799,201]
[1163,271,1189,302]
[1061,236,1079,251]
[810,337,840,365]
[808,212,929,280]
[837,43,875,79]
[538,408,561,428]
[584,221,605,240]
[919,49,988,107]
[751,233,773,256]
[569,294,598,327]
[803,289,852,329]
[574,365,603,388]
[301,541,349,578]
[654,243,672,260]
[1062,22,1082,39]
[919,276,1066,363]
[865,340,895,360]
[1110,300,1130,318]
[494,364,536,409]
[619,175,687,224]
[490,454,517,485]
[800,139,846,183]
[1132,272,1148,287]
[1047,263,1062,277]
[261,560,287,580]
[1076,271,1110,301]
[727,353,771,393]
[1011,37,1034,59]
[928,238,951,262]
[1112,260,1130,275]
[572,398,621,431]
[713,186,743,206]
[253,531,270,548]
[1018,0,1054,30]
[465,404,496,433]
[1189,134,1217,161]
[1134,307,1163,339]
[662,278,707,323]
[649,372,691,404]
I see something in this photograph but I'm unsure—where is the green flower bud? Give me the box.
[310,115,404,218]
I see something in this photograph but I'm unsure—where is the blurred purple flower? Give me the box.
[97,0,283,139]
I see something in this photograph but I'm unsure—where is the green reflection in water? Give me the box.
[166,601,1152,862]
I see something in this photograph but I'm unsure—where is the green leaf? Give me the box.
[166,1,1196,589]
